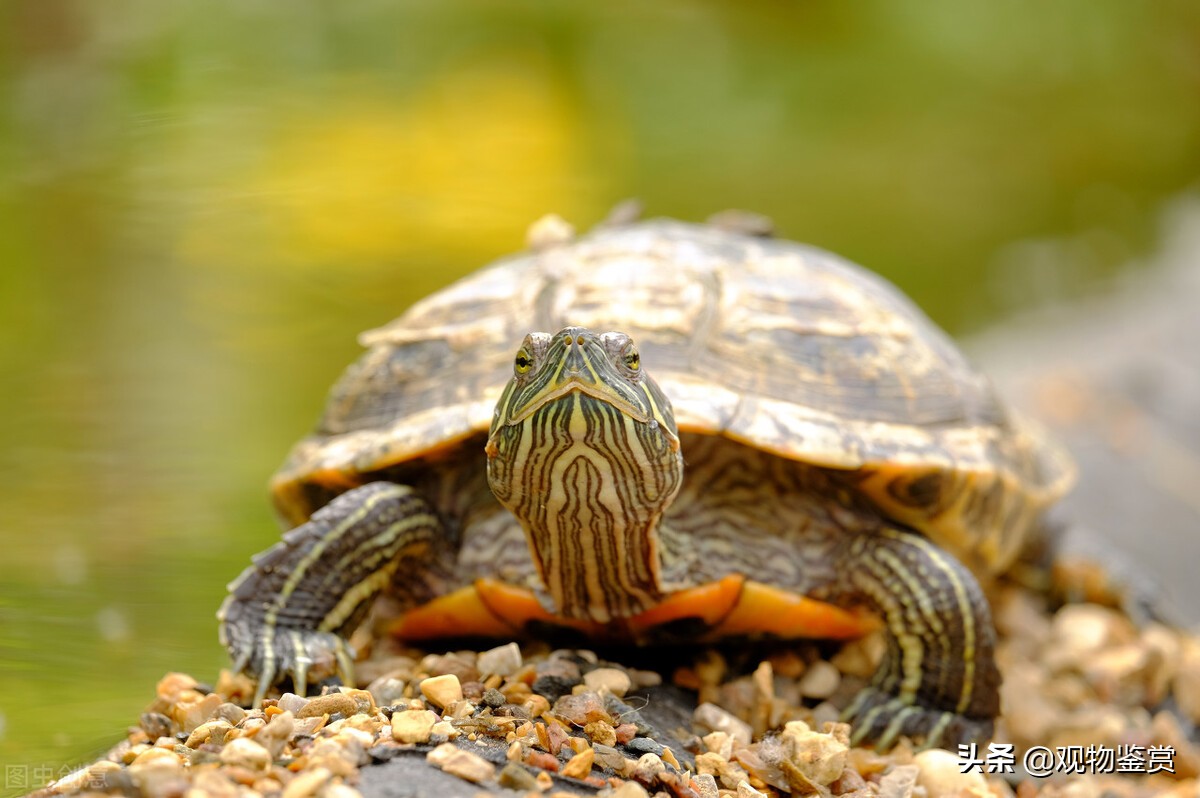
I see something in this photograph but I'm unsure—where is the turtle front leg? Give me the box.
[826,526,1001,750]
[218,482,444,706]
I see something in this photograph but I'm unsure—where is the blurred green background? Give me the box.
[2,0,1198,783]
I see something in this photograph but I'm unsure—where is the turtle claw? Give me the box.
[219,594,354,707]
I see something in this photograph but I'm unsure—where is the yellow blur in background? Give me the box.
[1,0,1198,782]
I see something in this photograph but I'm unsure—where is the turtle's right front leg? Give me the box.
[218,481,443,706]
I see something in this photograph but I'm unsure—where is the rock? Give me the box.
[692,773,720,798]
[1046,604,1135,672]
[625,737,664,756]
[481,688,506,708]
[156,672,200,703]
[695,752,751,790]
[702,731,734,759]
[796,660,840,700]
[830,632,885,679]
[584,720,617,746]
[281,766,333,798]
[1141,623,1181,704]
[128,755,187,798]
[390,709,439,744]
[498,762,540,791]
[421,652,479,683]
[613,723,637,744]
[297,692,359,719]
[276,692,310,715]
[1152,710,1200,779]
[877,763,919,798]
[632,752,666,782]
[584,667,632,697]
[131,748,181,767]
[560,746,595,780]
[553,691,611,725]
[533,659,583,700]
[607,780,651,798]
[173,692,223,734]
[191,768,238,798]
[913,749,990,797]
[306,734,366,777]
[736,780,767,798]
[426,742,496,783]
[139,712,176,740]
[430,720,457,739]
[419,673,463,709]
[592,743,626,772]
[1174,636,1200,724]
[1082,642,1152,703]
[477,642,523,677]
[218,737,272,771]
[779,720,848,788]
[184,719,233,748]
[694,702,753,745]
[258,710,295,757]
[213,702,246,726]
[366,676,407,707]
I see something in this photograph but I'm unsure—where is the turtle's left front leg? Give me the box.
[822,526,1001,750]
[219,481,445,706]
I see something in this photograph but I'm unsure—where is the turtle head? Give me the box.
[486,327,683,623]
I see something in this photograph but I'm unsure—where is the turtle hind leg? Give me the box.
[828,526,1000,750]
[218,481,445,706]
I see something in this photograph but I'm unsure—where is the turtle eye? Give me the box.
[622,343,640,371]
[514,348,534,375]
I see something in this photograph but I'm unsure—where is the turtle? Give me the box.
[218,215,1073,749]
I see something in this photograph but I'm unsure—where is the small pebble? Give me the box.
[276,692,310,715]
[625,737,664,756]
[258,710,295,757]
[736,780,768,798]
[184,718,233,748]
[584,720,616,747]
[366,676,408,707]
[420,673,464,709]
[607,780,651,798]
[560,746,595,780]
[695,752,751,790]
[498,762,540,790]
[481,688,506,708]
[553,691,611,725]
[693,773,720,798]
[297,692,358,719]
[780,720,847,788]
[914,749,989,797]
[1175,638,1200,724]
[877,763,919,797]
[426,742,496,783]
[218,737,272,771]
[694,702,753,745]
[632,752,666,782]
[477,642,523,677]
[390,709,439,744]
[583,667,632,697]
[281,766,333,798]
[796,660,840,699]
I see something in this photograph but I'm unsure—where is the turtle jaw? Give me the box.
[486,328,684,624]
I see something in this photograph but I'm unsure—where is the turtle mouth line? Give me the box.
[505,377,649,426]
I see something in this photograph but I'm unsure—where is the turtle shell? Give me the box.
[272,219,1073,576]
